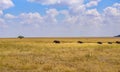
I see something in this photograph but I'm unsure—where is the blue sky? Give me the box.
[0,0,120,37]
[4,0,48,15]
[4,0,119,15]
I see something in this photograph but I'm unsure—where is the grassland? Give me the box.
[0,37,120,72]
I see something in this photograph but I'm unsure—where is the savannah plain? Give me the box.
[0,37,120,72]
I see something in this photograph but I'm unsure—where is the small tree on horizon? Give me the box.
[18,35,24,39]
[115,35,120,37]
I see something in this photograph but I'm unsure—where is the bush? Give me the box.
[114,35,120,37]
[18,35,24,39]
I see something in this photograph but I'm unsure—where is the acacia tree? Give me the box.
[18,35,24,39]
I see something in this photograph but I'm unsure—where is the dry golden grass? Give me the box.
[0,37,120,72]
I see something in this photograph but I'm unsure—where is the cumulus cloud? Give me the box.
[104,7,120,16]
[26,1,120,36]
[86,9,100,16]
[86,0,101,8]
[0,18,8,28]
[85,8,102,27]
[18,12,44,28]
[5,9,59,28]
[0,10,3,15]
[27,0,84,6]
[0,0,14,17]
[101,3,120,35]
[28,0,58,5]
[27,0,101,8]
[4,13,16,19]
[0,0,14,28]
[0,0,120,36]
[103,3,120,22]
[46,8,59,17]
[0,0,14,10]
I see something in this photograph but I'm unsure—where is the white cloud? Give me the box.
[0,10,3,15]
[113,3,120,7]
[27,0,101,8]
[103,3,120,20]
[45,9,59,23]
[0,0,14,10]
[63,0,84,5]
[0,0,120,36]
[85,9,102,27]
[27,0,84,6]
[86,0,101,7]
[86,9,100,16]
[0,0,14,29]
[4,13,16,19]
[86,1,98,7]
[104,7,120,16]
[101,3,120,35]
[0,18,8,28]
[0,0,14,16]
[104,3,120,16]
[28,0,58,5]
[46,8,59,17]
[18,12,44,28]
